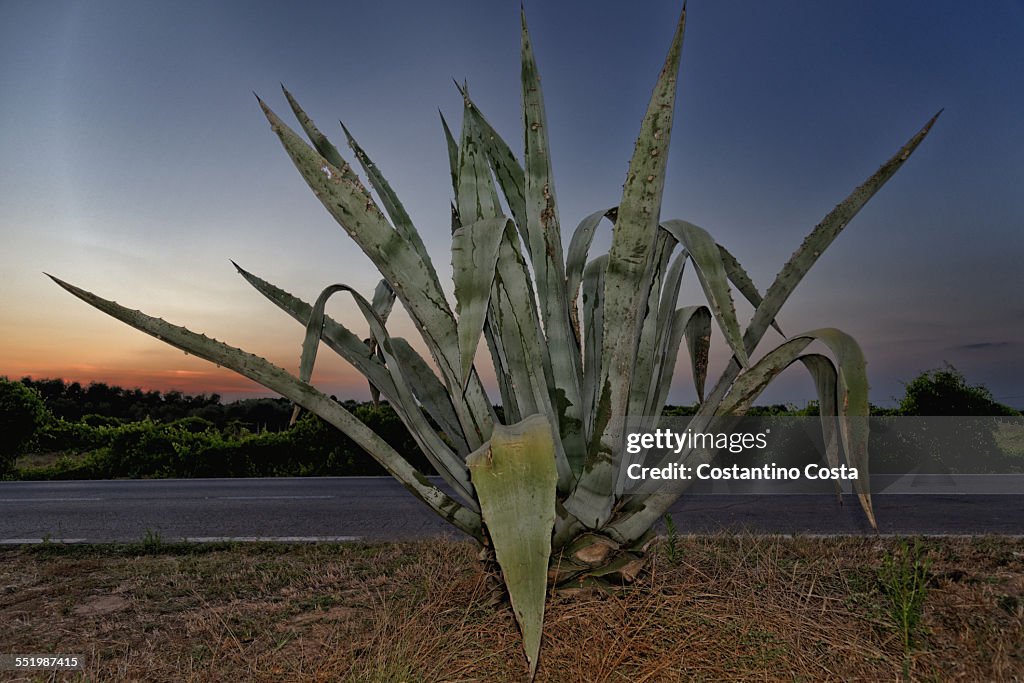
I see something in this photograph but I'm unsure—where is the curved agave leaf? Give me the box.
[232,262,399,402]
[451,217,508,387]
[290,278,394,422]
[799,353,843,500]
[644,305,710,425]
[565,208,615,340]
[716,329,874,527]
[339,284,478,507]
[232,263,484,450]
[290,283,352,426]
[612,328,876,542]
[467,414,557,681]
[716,336,814,416]
[48,275,483,539]
[661,219,749,367]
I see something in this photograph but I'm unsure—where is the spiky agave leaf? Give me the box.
[519,11,587,479]
[571,5,687,526]
[47,274,483,539]
[703,111,943,411]
[660,219,749,368]
[233,263,473,454]
[467,414,558,680]
[257,97,499,442]
[611,328,876,543]
[451,217,508,387]
[612,113,940,545]
[336,283,478,507]
[799,353,844,501]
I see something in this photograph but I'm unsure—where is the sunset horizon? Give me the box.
[3,1,1022,408]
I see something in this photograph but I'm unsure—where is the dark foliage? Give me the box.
[0,378,50,475]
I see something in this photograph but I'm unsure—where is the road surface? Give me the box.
[1,477,1022,544]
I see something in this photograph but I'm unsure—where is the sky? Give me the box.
[1,0,1022,408]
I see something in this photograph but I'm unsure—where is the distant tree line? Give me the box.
[1,365,1018,480]
[18,377,296,431]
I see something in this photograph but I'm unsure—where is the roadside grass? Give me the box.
[1,535,1021,681]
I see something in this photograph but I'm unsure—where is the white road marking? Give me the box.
[0,498,102,503]
[0,538,87,544]
[0,536,360,545]
[217,496,335,501]
[185,536,361,543]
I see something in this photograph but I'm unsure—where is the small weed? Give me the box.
[142,529,163,552]
[879,540,932,673]
[663,513,681,564]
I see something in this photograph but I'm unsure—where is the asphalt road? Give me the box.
[1,477,1022,544]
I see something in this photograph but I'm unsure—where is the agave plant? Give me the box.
[51,5,937,677]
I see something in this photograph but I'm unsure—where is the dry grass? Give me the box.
[0,535,1021,682]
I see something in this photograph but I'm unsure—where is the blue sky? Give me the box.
[1,1,1022,406]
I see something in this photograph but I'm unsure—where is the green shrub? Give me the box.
[899,365,1018,417]
[0,378,51,474]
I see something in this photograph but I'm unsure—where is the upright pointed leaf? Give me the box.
[258,100,460,382]
[458,88,526,230]
[451,217,508,386]
[467,414,558,680]
[281,86,358,182]
[488,221,574,486]
[577,6,687,526]
[520,10,584,427]
[581,256,607,441]
[370,279,396,322]
[340,122,442,291]
[628,230,675,418]
[456,96,502,223]
[684,306,713,403]
[440,110,461,203]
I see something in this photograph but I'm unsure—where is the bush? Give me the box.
[0,378,51,474]
[899,365,1018,417]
